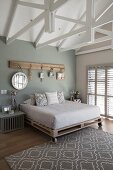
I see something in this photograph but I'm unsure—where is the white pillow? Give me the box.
[46,92,59,105]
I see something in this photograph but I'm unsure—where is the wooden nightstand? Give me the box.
[0,111,25,133]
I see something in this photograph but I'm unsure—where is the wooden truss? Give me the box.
[5,0,113,54]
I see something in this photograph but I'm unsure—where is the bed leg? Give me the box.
[52,137,57,143]
[98,119,102,127]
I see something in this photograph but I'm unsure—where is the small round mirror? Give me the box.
[12,72,28,90]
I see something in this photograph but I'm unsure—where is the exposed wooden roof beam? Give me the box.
[57,11,86,48]
[76,45,112,55]
[95,28,112,37]
[5,0,19,40]
[94,8,113,28]
[18,1,46,10]
[36,26,86,48]
[55,15,85,25]
[34,26,45,47]
[7,12,45,44]
[95,0,113,21]
[60,36,112,52]
[51,0,68,11]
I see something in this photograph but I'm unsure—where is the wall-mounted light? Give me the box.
[1,90,8,95]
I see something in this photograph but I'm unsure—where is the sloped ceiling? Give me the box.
[0,0,113,53]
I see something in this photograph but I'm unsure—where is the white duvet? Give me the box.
[20,101,101,130]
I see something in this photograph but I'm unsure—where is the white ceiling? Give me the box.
[0,0,113,53]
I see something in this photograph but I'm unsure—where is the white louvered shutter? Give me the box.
[107,68,113,117]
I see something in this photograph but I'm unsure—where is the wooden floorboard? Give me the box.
[0,119,113,170]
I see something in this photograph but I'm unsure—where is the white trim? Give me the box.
[95,0,113,21]
[36,26,86,48]
[76,45,112,55]
[112,22,113,49]
[94,7,113,28]
[7,12,45,44]
[55,15,85,25]
[57,11,86,48]
[6,0,19,40]
[51,0,68,11]
[95,28,112,37]
[18,1,46,10]
[34,26,45,47]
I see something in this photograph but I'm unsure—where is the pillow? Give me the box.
[30,94,36,105]
[23,99,31,105]
[46,92,59,105]
[35,93,47,106]
[57,91,65,103]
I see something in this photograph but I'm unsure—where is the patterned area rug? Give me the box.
[5,127,113,170]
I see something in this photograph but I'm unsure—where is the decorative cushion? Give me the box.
[23,99,31,105]
[45,92,59,105]
[35,93,47,106]
[30,94,36,105]
[57,91,65,103]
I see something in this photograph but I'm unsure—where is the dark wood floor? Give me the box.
[0,118,113,170]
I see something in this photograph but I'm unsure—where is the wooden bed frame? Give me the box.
[25,116,102,142]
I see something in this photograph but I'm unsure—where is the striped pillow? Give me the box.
[46,92,59,105]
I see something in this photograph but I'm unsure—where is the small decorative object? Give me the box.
[48,68,55,78]
[56,72,65,80]
[70,90,75,101]
[2,105,11,113]
[75,91,80,99]
[28,64,32,81]
[39,65,44,82]
[11,90,18,111]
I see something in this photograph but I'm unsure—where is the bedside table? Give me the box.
[0,111,25,133]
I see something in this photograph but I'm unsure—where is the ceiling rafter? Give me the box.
[95,0,113,21]
[57,11,86,49]
[7,12,45,44]
[55,15,85,25]
[18,1,47,10]
[5,0,19,40]
[95,28,112,37]
[60,35,112,52]
[50,0,68,11]
[36,26,86,48]
[34,25,45,47]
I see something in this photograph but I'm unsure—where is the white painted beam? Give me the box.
[57,11,86,48]
[51,0,68,11]
[112,22,113,49]
[94,10,113,28]
[55,15,85,25]
[95,0,113,21]
[7,12,45,44]
[76,45,112,55]
[18,1,46,10]
[6,0,19,40]
[95,28,112,37]
[36,26,86,48]
[59,36,112,52]
[34,26,45,47]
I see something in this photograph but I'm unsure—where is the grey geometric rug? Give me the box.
[5,127,113,170]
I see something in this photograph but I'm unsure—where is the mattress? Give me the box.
[20,101,101,130]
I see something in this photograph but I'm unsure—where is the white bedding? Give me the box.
[20,101,101,130]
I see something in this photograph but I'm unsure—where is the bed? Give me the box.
[20,101,102,142]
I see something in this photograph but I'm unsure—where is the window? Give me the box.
[87,65,113,118]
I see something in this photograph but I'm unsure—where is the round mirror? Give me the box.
[12,72,28,90]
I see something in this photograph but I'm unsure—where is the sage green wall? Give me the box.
[0,37,76,105]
